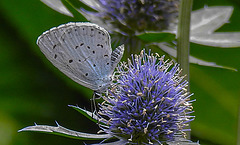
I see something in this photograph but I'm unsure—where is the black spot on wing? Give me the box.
[69,59,73,63]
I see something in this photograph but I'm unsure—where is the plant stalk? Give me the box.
[237,105,240,145]
[176,0,193,139]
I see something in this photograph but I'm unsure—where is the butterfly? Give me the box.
[37,22,124,93]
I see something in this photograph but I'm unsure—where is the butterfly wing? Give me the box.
[37,22,114,91]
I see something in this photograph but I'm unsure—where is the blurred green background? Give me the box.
[0,0,239,145]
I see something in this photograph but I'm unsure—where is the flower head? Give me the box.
[81,0,180,52]
[97,0,179,34]
[98,50,194,144]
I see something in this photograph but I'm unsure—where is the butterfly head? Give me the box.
[95,76,113,93]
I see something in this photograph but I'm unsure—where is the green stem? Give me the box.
[176,0,193,139]
[237,105,240,145]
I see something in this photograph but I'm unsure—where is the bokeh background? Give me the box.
[0,0,239,145]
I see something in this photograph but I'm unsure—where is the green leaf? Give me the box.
[68,105,107,125]
[18,122,111,140]
[136,32,176,43]
[191,6,233,34]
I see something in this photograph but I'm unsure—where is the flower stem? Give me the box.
[237,105,240,145]
[176,0,193,139]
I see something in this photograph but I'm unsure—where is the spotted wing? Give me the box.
[37,22,113,91]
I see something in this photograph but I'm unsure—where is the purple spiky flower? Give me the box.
[79,0,180,52]
[98,50,194,144]
[96,0,179,33]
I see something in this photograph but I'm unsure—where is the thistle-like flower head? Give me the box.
[97,0,179,34]
[81,0,180,52]
[98,50,194,144]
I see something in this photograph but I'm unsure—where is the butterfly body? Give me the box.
[37,22,124,92]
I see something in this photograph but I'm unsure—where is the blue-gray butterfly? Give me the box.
[37,22,124,93]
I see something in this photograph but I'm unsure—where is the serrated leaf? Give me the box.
[136,32,176,43]
[68,105,102,124]
[191,6,233,34]
[41,0,73,17]
[155,43,237,71]
[191,32,240,48]
[18,123,111,140]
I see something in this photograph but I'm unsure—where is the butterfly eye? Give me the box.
[85,73,88,76]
